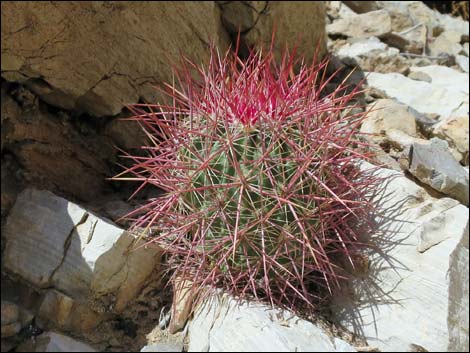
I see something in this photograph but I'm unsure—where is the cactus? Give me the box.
[114,43,382,312]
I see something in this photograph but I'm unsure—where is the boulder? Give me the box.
[366,70,469,119]
[222,2,327,60]
[409,65,469,95]
[331,163,469,352]
[3,189,162,330]
[187,293,356,352]
[433,115,469,165]
[1,2,230,117]
[1,86,115,202]
[327,10,392,38]
[408,138,469,205]
[335,37,409,74]
[360,99,418,146]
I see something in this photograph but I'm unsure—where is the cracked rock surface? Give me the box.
[1,1,230,117]
[3,189,162,321]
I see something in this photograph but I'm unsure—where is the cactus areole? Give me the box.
[114,40,382,313]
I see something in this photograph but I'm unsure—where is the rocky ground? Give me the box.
[1,1,469,352]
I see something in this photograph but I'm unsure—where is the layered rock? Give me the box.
[1,1,230,117]
[187,293,356,352]
[331,163,469,352]
[3,189,162,331]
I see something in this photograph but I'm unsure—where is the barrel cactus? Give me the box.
[114,43,382,312]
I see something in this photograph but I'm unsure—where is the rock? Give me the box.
[331,162,469,352]
[104,116,148,150]
[1,301,19,326]
[456,55,469,73]
[408,138,469,205]
[336,37,409,74]
[360,99,418,146]
[429,30,464,57]
[437,13,469,39]
[327,10,392,38]
[1,2,229,117]
[36,290,106,333]
[169,278,196,334]
[380,31,423,54]
[433,115,469,165]
[326,1,357,20]
[16,331,96,352]
[3,189,162,324]
[240,2,327,61]
[1,87,115,203]
[140,343,183,352]
[1,322,21,338]
[448,222,469,352]
[187,293,356,352]
[407,70,432,82]
[342,1,380,14]
[366,71,469,119]
[408,66,469,95]
[463,42,470,56]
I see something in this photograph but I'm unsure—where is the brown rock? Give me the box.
[37,290,107,332]
[327,10,392,38]
[169,278,197,334]
[1,2,230,117]
[1,301,19,326]
[235,2,327,60]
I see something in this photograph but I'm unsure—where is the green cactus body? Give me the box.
[178,117,320,275]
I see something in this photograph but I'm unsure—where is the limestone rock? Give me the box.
[1,86,114,202]
[456,55,469,73]
[187,293,356,352]
[409,65,469,95]
[407,70,432,82]
[360,99,418,146]
[448,222,469,352]
[327,10,392,38]
[433,115,469,165]
[16,331,96,352]
[326,1,357,20]
[169,279,196,334]
[3,189,162,322]
[366,71,469,119]
[1,2,230,117]
[36,290,106,333]
[336,37,409,74]
[236,2,327,61]
[331,163,469,352]
[1,301,19,326]
[408,138,469,205]
[140,343,184,352]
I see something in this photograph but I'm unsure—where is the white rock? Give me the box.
[337,37,388,58]
[3,189,161,315]
[331,163,469,352]
[336,38,408,73]
[360,99,418,146]
[408,138,469,205]
[141,343,183,352]
[327,1,357,19]
[456,55,469,73]
[366,71,469,119]
[437,13,470,38]
[409,65,469,95]
[20,331,96,352]
[187,293,356,352]
[448,222,469,352]
[327,10,392,38]
[433,115,469,165]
